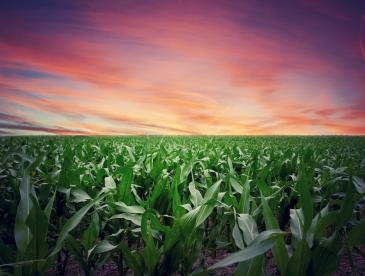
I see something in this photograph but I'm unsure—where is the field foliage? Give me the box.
[0,136,365,275]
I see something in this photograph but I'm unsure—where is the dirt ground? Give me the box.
[45,246,365,275]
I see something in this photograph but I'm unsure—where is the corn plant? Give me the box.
[0,136,364,275]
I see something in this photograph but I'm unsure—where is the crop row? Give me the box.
[0,136,364,275]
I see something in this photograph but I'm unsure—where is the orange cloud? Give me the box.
[0,1,364,135]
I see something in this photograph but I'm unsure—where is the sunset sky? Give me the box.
[0,0,365,135]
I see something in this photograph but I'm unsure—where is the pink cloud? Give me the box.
[0,1,364,135]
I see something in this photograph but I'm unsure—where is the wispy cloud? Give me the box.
[0,0,364,135]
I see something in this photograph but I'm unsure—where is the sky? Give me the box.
[0,0,365,135]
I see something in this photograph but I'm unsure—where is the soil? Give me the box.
[45,246,365,275]
[334,246,365,276]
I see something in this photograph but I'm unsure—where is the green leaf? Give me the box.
[234,256,264,276]
[240,180,251,213]
[233,223,245,250]
[81,212,100,250]
[209,234,280,270]
[306,205,329,248]
[50,193,106,256]
[110,213,142,226]
[148,181,163,206]
[231,177,243,194]
[180,203,192,211]
[172,166,183,217]
[312,232,342,276]
[290,209,304,241]
[118,242,143,275]
[24,195,48,260]
[93,240,117,254]
[348,220,365,247]
[58,145,75,188]
[44,191,56,221]
[202,180,222,204]
[189,182,203,207]
[353,176,365,194]
[113,202,145,214]
[256,178,271,197]
[71,189,91,203]
[96,168,106,184]
[228,157,235,175]
[195,202,216,227]
[150,158,164,179]
[251,229,285,245]
[261,195,289,275]
[141,211,161,275]
[297,173,313,233]
[15,169,36,253]
[124,145,136,162]
[286,239,311,276]
[314,212,338,241]
[117,167,133,204]
[337,183,355,228]
[104,176,116,191]
[237,214,258,245]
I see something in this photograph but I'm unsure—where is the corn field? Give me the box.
[0,136,365,275]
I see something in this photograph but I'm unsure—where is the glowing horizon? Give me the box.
[1,0,365,135]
